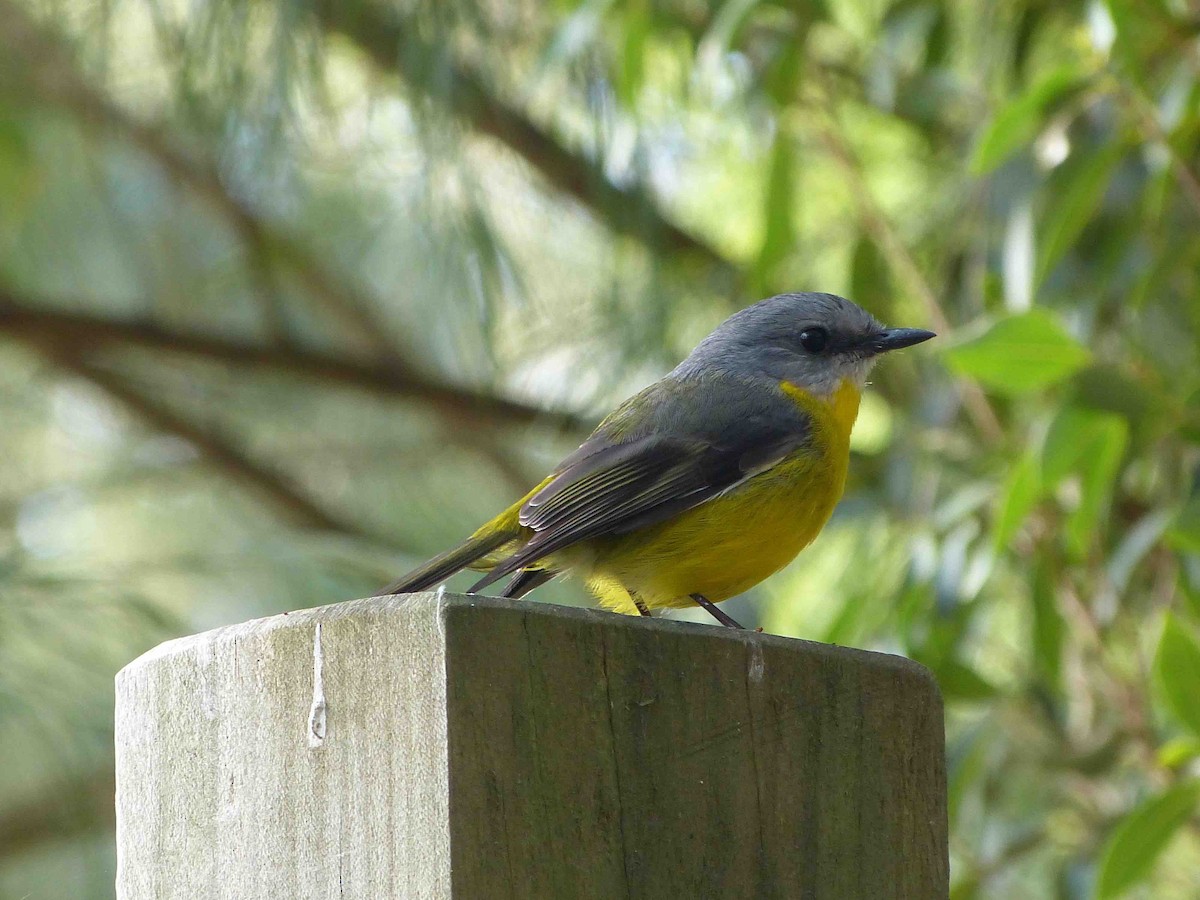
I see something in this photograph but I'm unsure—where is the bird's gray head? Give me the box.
[674,292,935,395]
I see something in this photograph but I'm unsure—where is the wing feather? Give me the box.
[468,375,816,593]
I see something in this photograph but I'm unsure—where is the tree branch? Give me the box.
[0,768,113,861]
[0,291,584,432]
[310,0,740,285]
[0,0,401,359]
[34,342,395,543]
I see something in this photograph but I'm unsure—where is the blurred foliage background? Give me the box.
[0,0,1199,896]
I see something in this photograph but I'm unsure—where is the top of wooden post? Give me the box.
[116,593,947,900]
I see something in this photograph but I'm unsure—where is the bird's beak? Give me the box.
[869,327,937,354]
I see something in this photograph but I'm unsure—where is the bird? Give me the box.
[381,292,934,628]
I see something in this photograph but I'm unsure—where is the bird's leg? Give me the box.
[690,593,745,629]
[632,593,653,617]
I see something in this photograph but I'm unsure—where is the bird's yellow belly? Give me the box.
[584,443,849,613]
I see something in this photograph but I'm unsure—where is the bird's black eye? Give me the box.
[799,327,829,353]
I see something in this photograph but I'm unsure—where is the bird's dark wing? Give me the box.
[469,374,812,591]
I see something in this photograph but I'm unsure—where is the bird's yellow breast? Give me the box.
[585,379,861,612]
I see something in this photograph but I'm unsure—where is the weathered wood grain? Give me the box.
[116,593,947,899]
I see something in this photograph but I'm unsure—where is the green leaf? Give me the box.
[616,0,649,108]
[1041,406,1128,557]
[0,117,40,213]
[1096,781,1200,898]
[1031,558,1064,684]
[1071,364,1168,444]
[756,126,797,284]
[1158,737,1200,769]
[970,65,1093,173]
[947,725,991,826]
[1167,496,1200,555]
[1036,144,1124,285]
[993,452,1042,551]
[699,0,760,61]
[764,20,809,105]
[1066,417,1127,556]
[1101,0,1175,80]
[1042,406,1094,483]
[944,310,1091,395]
[924,4,950,68]
[850,234,892,317]
[948,875,979,900]
[936,658,998,701]
[1154,615,1200,739]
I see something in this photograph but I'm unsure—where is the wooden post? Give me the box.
[115,594,947,899]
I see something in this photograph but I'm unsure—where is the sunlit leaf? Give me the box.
[1154,615,1200,739]
[970,65,1093,173]
[993,451,1042,550]
[943,310,1091,394]
[1158,737,1200,769]
[1095,781,1200,898]
[616,0,649,107]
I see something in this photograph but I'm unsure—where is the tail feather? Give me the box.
[500,568,557,599]
[468,564,513,594]
[380,530,512,595]
[468,534,560,594]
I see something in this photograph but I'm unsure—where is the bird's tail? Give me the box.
[379,528,515,595]
[381,475,556,596]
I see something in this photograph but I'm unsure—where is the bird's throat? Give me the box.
[828,378,864,439]
[780,378,862,447]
